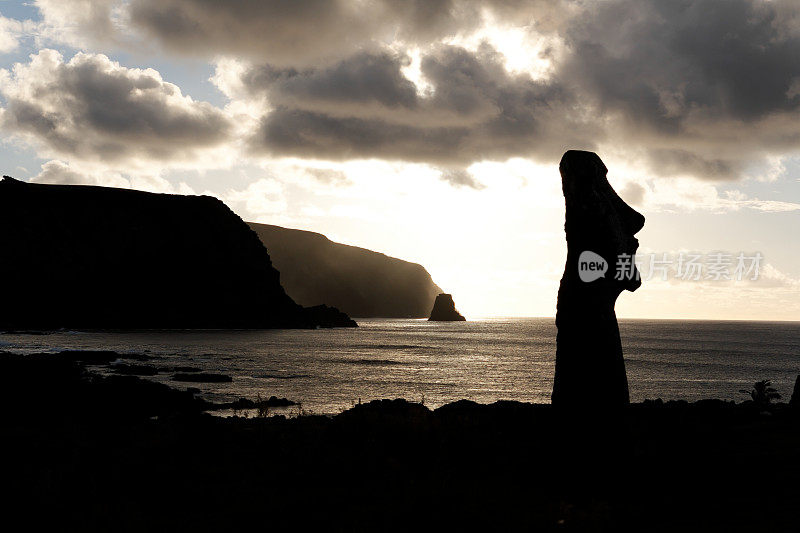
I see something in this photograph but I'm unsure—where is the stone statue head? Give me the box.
[559,150,645,295]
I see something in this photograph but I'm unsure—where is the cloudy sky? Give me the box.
[1,0,799,320]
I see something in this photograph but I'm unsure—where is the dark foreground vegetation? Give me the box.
[3,351,799,532]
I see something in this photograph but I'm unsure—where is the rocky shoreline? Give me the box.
[3,350,799,531]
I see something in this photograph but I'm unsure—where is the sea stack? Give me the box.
[551,151,645,408]
[0,176,355,330]
[428,293,466,321]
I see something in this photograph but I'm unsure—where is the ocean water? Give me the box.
[2,318,799,414]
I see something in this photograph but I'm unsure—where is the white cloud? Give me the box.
[647,178,800,213]
[217,178,288,223]
[0,49,235,173]
[0,15,24,53]
[30,159,129,188]
[33,0,125,50]
[756,263,800,289]
[599,155,800,214]
[29,159,196,194]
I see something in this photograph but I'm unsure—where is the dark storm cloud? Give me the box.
[303,167,351,186]
[245,44,599,165]
[558,0,800,177]
[242,52,419,114]
[128,0,368,67]
[228,0,800,177]
[28,0,800,179]
[123,0,577,66]
[127,0,480,67]
[645,150,740,181]
[439,168,485,190]
[564,0,800,123]
[0,50,231,163]
[255,107,472,163]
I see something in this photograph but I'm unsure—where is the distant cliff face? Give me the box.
[428,293,466,322]
[248,223,442,318]
[0,177,354,329]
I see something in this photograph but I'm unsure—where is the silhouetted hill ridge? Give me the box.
[0,176,354,329]
[248,222,442,318]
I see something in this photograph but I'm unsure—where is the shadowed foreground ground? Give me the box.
[3,352,799,532]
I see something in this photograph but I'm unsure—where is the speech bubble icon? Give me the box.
[578,250,608,282]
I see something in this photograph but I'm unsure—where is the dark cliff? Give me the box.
[248,223,442,318]
[0,177,355,329]
[428,293,466,322]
